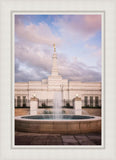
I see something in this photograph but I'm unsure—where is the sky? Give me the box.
[15,14,101,82]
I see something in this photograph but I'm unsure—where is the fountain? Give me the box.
[15,93,101,134]
[53,91,62,119]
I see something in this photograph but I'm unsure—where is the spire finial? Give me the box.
[53,43,56,52]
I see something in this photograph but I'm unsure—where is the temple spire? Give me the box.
[51,44,58,76]
[53,43,56,52]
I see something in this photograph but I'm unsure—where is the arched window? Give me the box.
[90,96,93,107]
[17,96,21,107]
[23,96,26,107]
[84,96,88,106]
[95,96,99,107]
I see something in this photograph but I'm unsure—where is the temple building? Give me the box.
[15,45,101,107]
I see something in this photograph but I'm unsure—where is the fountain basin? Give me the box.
[15,114,101,134]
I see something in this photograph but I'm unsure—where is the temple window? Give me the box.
[95,96,99,106]
[84,96,88,106]
[23,96,26,107]
[17,96,21,107]
[90,96,93,107]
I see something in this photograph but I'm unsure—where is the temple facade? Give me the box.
[15,45,101,107]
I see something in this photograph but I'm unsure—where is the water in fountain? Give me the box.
[53,91,62,119]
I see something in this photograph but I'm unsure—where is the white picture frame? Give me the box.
[12,11,104,149]
[0,0,116,159]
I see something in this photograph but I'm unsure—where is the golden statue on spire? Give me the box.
[53,43,56,52]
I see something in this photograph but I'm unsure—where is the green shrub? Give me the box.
[43,110,49,114]
[66,103,70,107]
[48,111,53,114]
[15,106,30,108]
[42,103,46,107]
[43,110,53,114]
[38,105,53,108]
[62,105,73,109]
[82,106,101,108]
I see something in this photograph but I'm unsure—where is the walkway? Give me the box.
[15,132,101,145]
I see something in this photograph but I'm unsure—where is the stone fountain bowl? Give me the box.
[15,114,101,134]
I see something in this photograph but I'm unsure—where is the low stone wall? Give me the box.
[15,108,30,116]
[15,108,101,117]
[83,108,101,116]
[15,116,101,134]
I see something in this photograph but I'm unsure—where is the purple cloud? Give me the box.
[53,15,101,40]
[15,42,101,82]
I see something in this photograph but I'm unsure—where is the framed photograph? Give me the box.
[0,0,116,160]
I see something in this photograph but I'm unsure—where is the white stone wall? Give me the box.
[15,77,101,107]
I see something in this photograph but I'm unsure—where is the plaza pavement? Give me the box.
[15,132,101,145]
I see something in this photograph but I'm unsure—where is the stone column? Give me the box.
[74,95,82,115]
[30,96,38,115]
[93,97,95,107]
[88,96,90,106]
[20,96,23,107]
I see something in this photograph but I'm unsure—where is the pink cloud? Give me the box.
[15,42,52,72]
[54,15,101,40]
[85,44,98,50]
[84,15,101,33]
[93,49,101,56]
[15,17,61,46]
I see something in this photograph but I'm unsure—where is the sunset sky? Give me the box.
[15,14,101,82]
